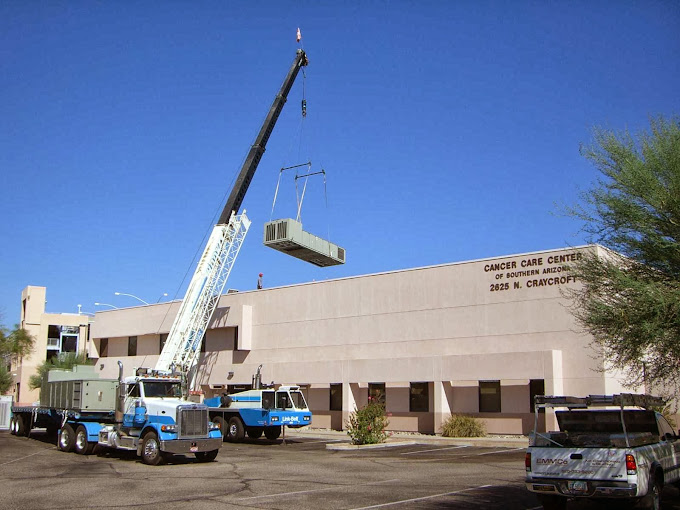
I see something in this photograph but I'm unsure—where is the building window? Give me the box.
[530,379,545,413]
[409,382,429,412]
[159,333,168,354]
[330,383,343,411]
[128,336,138,357]
[61,335,78,353]
[368,382,386,406]
[479,380,501,413]
[99,338,109,357]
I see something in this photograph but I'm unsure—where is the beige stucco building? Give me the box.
[83,244,635,436]
[11,286,91,404]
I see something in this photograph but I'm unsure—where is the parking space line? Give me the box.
[236,478,401,501]
[349,484,493,509]
[464,447,525,457]
[401,445,469,455]
[0,448,53,467]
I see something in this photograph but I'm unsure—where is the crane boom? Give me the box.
[218,49,309,224]
[155,49,309,386]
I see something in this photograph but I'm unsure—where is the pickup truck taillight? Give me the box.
[626,454,637,475]
[525,452,531,472]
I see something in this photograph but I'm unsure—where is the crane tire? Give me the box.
[227,417,245,442]
[264,426,281,441]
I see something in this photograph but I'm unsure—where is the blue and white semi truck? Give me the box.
[204,367,312,441]
[9,363,222,465]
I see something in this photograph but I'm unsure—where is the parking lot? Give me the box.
[2,430,680,510]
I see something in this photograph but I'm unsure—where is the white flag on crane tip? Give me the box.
[296,27,301,42]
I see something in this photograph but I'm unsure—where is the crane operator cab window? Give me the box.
[276,389,309,410]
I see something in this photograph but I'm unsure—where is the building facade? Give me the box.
[88,245,634,435]
[11,286,91,404]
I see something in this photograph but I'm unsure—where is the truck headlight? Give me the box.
[272,416,279,422]
[161,424,177,433]
[303,415,310,421]
[209,421,221,431]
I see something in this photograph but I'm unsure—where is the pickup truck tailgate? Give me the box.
[530,447,627,481]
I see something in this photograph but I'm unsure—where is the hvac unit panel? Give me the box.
[42,379,117,411]
[263,218,345,267]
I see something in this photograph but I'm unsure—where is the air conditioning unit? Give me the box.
[263,218,345,267]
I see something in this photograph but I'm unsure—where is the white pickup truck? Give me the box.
[525,394,680,510]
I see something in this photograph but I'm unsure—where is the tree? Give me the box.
[0,319,36,394]
[567,115,680,390]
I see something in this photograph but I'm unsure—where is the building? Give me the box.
[86,244,636,435]
[11,286,91,404]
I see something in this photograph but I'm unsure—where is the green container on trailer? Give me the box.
[40,365,117,412]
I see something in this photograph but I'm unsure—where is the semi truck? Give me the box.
[9,363,222,465]
[525,393,680,510]
[204,366,312,441]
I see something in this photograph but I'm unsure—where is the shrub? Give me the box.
[346,398,390,445]
[441,414,486,437]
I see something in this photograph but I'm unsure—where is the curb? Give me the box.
[326,440,418,450]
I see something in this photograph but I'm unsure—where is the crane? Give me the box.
[155,49,309,389]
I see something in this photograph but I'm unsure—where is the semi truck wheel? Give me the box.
[141,431,163,466]
[264,426,281,440]
[246,427,264,439]
[195,450,218,462]
[227,417,245,442]
[9,417,16,435]
[213,416,227,440]
[16,415,29,437]
[58,424,75,452]
[74,426,95,455]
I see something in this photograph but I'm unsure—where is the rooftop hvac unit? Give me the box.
[263,218,345,267]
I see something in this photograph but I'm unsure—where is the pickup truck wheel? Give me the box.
[213,416,227,440]
[141,431,163,466]
[195,449,219,462]
[58,424,75,452]
[264,426,281,441]
[637,474,662,510]
[74,426,95,455]
[247,427,264,439]
[227,417,245,442]
[536,494,566,510]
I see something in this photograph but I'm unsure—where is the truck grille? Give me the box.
[177,405,208,438]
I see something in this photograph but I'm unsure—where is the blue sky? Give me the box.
[1,1,679,321]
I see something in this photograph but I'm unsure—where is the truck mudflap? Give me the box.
[160,437,222,454]
[526,479,638,498]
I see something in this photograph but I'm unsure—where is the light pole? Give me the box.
[157,293,168,303]
[94,302,118,309]
[114,292,150,305]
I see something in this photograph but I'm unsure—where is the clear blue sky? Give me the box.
[1,1,679,321]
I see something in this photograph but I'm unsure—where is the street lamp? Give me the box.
[157,293,168,303]
[114,292,150,305]
[94,302,118,309]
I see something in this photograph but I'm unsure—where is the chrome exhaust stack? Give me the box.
[115,361,125,423]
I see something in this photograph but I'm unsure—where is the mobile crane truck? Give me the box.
[9,363,222,465]
[204,365,312,441]
[10,46,312,458]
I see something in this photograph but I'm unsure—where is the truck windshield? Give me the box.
[144,381,182,398]
[289,391,308,410]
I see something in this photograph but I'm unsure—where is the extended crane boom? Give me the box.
[218,49,309,224]
[156,49,309,386]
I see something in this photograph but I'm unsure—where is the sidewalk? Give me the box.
[285,427,529,449]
